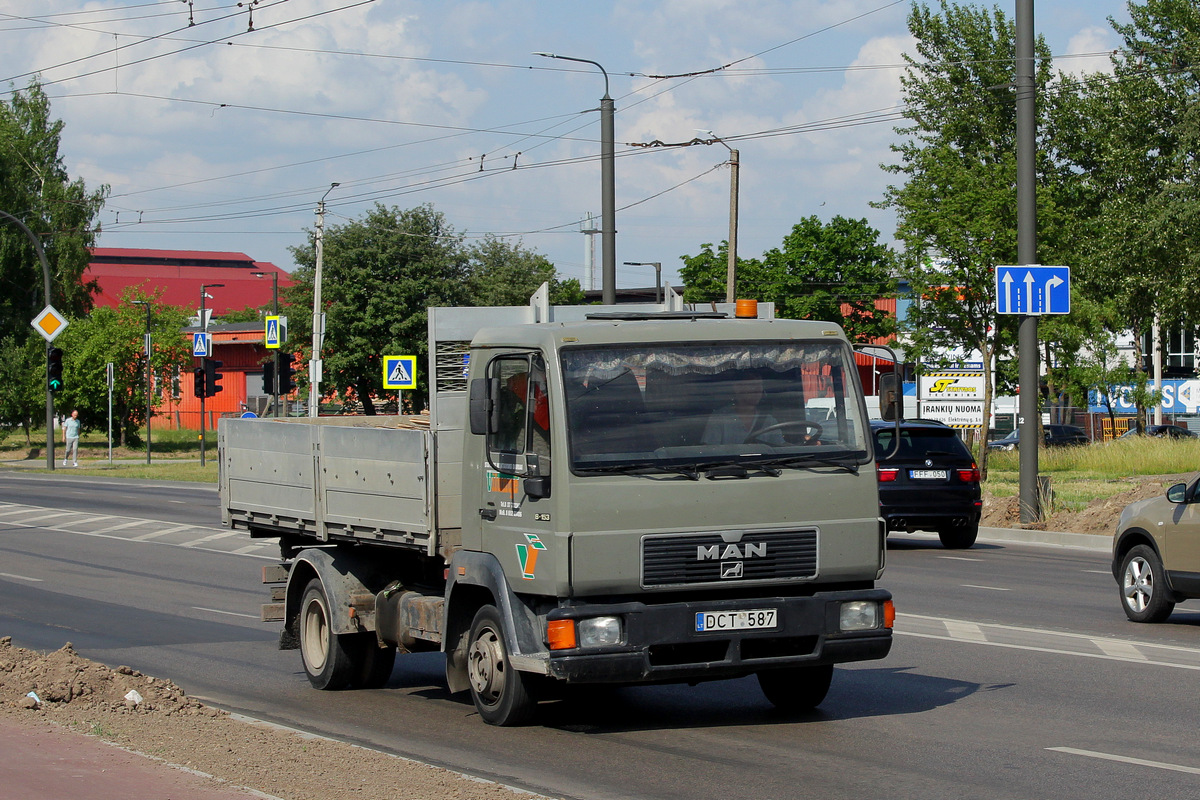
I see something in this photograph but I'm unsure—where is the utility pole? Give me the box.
[726,147,740,304]
[132,300,152,466]
[311,183,338,417]
[1016,0,1039,523]
[199,283,223,467]
[252,270,280,416]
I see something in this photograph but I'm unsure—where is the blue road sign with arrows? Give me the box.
[995,265,1070,315]
[382,355,417,390]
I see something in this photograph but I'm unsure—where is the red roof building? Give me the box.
[86,247,293,314]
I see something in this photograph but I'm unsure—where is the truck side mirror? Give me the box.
[524,475,551,499]
[468,378,491,435]
[879,372,903,421]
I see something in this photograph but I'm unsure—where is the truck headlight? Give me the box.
[839,601,880,631]
[578,616,623,647]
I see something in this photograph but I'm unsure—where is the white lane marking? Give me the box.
[169,500,186,504]
[1093,639,1148,660]
[0,516,274,560]
[192,606,258,620]
[1048,747,1200,776]
[7,511,77,524]
[961,584,1011,591]
[901,613,1200,652]
[181,530,241,546]
[232,544,273,555]
[943,620,987,642]
[1083,570,1111,575]
[897,631,1200,670]
[132,524,196,541]
[939,556,984,562]
[0,572,43,582]
[90,519,153,534]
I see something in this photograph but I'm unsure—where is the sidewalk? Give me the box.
[0,715,270,800]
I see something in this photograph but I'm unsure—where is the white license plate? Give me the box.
[910,469,948,480]
[695,609,777,632]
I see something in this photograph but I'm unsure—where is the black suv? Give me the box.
[872,420,982,549]
[987,424,1089,450]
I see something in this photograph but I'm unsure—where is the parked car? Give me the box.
[1112,476,1200,622]
[1117,424,1197,440]
[872,419,982,549]
[987,424,1089,451]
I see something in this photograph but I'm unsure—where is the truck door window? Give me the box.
[489,355,550,476]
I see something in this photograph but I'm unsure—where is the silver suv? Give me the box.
[1112,476,1200,622]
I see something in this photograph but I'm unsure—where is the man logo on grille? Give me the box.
[697,542,767,560]
[721,562,744,579]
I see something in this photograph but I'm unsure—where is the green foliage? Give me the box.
[53,288,191,446]
[679,216,896,341]
[0,80,107,343]
[288,204,470,412]
[0,335,46,442]
[466,235,584,306]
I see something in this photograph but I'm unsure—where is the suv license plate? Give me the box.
[695,609,777,632]
[910,469,948,479]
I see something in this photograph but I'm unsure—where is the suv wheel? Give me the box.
[1120,544,1175,623]
[938,523,978,549]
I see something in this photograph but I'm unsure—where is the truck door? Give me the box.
[476,352,560,593]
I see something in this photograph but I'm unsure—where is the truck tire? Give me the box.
[1120,544,1175,623]
[757,664,834,712]
[354,637,397,689]
[938,523,978,549]
[466,604,537,726]
[299,578,357,690]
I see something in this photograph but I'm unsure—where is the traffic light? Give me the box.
[277,353,296,394]
[193,367,205,398]
[47,347,64,393]
[261,358,275,395]
[203,359,224,398]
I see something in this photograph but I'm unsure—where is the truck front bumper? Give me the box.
[544,589,892,684]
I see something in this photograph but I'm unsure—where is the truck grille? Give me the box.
[641,529,818,588]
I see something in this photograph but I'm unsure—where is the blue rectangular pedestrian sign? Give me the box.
[995,265,1070,315]
[192,332,211,357]
[382,355,417,390]
[264,316,281,349]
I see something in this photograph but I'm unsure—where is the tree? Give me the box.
[679,216,897,342]
[465,235,583,306]
[0,80,107,343]
[0,335,46,444]
[287,204,470,413]
[53,288,191,446]
[876,1,1062,474]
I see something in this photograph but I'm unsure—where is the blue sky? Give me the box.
[3,1,1131,292]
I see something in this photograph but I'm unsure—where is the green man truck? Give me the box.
[219,289,894,725]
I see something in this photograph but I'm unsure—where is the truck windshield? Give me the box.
[561,341,871,472]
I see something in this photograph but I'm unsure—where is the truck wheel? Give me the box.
[466,605,537,726]
[938,523,978,549]
[299,578,357,690]
[757,664,834,712]
[1121,545,1175,623]
[354,636,397,689]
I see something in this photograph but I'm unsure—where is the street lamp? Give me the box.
[535,52,616,304]
[131,299,152,465]
[623,261,662,304]
[252,271,280,417]
[199,283,224,467]
[698,130,740,304]
[311,182,339,418]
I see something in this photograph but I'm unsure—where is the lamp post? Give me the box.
[535,52,616,304]
[698,131,740,303]
[252,270,279,417]
[131,300,152,465]
[0,209,56,469]
[623,261,662,304]
[311,182,339,418]
[199,283,224,467]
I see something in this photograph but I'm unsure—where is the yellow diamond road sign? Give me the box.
[32,305,68,343]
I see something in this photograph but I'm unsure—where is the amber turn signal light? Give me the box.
[546,619,577,650]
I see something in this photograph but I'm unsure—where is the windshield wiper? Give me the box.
[577,464,701,480]
[746,453,862,475]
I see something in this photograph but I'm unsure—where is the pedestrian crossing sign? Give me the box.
[382,355,417,390]
[192,332,211,357]
[264,316,281,349]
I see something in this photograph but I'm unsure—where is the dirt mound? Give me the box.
[982,479,1171,534]
[0,637,539,800]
